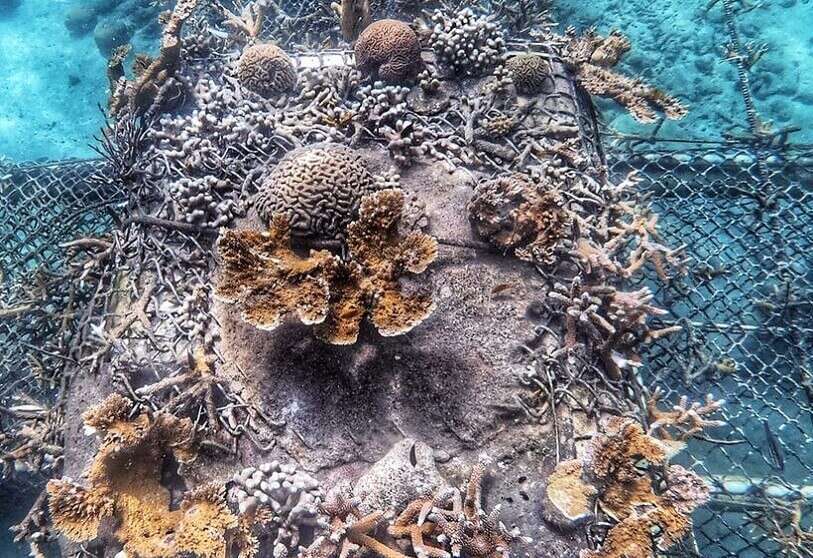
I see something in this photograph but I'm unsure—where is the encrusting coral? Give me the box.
[354,19,423,84]
[543,417,712,558]
[562,28,688,123]
[217,188,437,345]
[468,173,574,267]
[254,144,380,239]
[46,394,240,558]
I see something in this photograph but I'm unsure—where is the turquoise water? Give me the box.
[0,0,810,162]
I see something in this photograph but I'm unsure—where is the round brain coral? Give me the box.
[254,144,379,239]
[354,19,422,84]
[506,54,551,95]
[237,43,297,97]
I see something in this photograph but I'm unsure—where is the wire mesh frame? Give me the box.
[605,139,813,557]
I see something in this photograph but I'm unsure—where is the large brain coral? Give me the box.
[354,19,422,83]
[254,144,380,239]
[237,43,297,97]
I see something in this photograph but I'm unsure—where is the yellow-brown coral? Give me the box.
[542,460,597,530]
[468,173,573,266]
[215,215,336,331]
[316,189,438,344]
[551,417,711,558]
[237,43,298,97]
[354,19,422,84]
[218,189,436,344]
[564,29,687,124]
[47,394,237,558]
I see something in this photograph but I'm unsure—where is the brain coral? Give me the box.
[237,43,297,97]
[254,144,379,239]
[505,54,551,95]
[354,19,422,84]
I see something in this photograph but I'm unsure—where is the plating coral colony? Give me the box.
[5,0,763,557]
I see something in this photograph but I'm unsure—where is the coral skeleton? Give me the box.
[562,28,688,124]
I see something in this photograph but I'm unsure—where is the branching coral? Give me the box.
[354,19,422,84]
[389,462,523,558]
[218,189,437,344]
[47,394,241,558]
[543,417,710,558]
[562,28,687,123]
[110,0,200,117]
[254,144,380,239]
[468,173,574,267]
[302,487,407,558]
[427,8,507,77]
[646,387,726,441]
[230,461,324,557]
[332,0,372,41]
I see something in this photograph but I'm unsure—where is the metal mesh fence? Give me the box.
[606,139,813,557]
[1,2,812,556]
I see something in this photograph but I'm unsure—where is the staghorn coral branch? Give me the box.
[646,387,726,441]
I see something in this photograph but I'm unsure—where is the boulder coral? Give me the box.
[237,43,298,97]
[254,144,380,239]
[46,394,239,558]
[354,19,423,84]
[217,189,437,345]
[505,54,551,95]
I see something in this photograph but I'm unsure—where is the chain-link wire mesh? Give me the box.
[2,0,811,555]
[606,139,813,557]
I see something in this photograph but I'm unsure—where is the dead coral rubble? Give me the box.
[217,189,437,345]
[355,19,423,84]
[543,417,710,558]
[47,393,239,558]
[562,28,688,123]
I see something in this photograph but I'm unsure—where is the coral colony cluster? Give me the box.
[1,1,721,558]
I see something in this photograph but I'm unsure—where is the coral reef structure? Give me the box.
[237,43,298,98]
[354,19,423,84]
[46,394,239,558]
[230,461,324,557]
[427,8,507,77]
[254,144,379,239]
[505,54,551,95]
[217,189,437,344]
[562,28,688,123]
[543,417,711,557]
